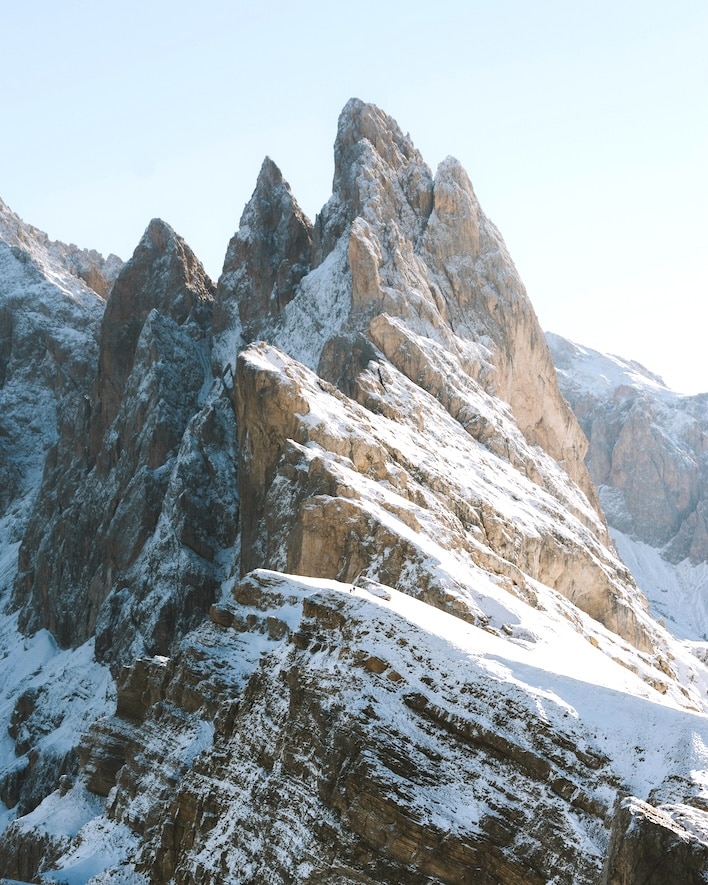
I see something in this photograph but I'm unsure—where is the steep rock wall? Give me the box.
[13,220,239,663]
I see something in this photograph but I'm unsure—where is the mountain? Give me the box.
[548,333,708,641]
[0,197,121,541]
[0,199,121,840]
[2,100,708,883]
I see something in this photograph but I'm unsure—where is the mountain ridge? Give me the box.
[1,100,708,883]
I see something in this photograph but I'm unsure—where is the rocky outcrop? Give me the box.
[603,796,708,883]
[549,334,708,564]
[0,200,111,543]
[13,219,239,664]
[90,218,214,455]
[0,822,69,882]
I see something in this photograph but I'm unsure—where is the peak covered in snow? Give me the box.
[548,331,671,398]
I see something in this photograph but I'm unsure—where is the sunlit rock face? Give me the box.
[3,102,708,885]
[225,97,654,652]
[234,342,657,654]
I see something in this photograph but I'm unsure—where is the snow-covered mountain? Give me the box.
[549,333,708,642]
[1,101,708,883]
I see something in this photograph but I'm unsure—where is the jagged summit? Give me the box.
[312,98,434,264]
[14,216,225,655]
[208,99,659,655]
[335,98,424,171]
[215,156,312,344]
[91,217,215,456]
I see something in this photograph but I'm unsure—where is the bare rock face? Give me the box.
[602,796,708,883]
[235,343,660,655]
[90,217,214,456]
[549,334,708,564]
[13,219,239,664]
[214,156,313,343]
[302,100,596,509]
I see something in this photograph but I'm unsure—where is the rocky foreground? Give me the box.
[1,100,708,883]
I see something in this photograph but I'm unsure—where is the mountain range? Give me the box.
[1,99,707,884]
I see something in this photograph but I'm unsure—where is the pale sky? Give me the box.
[3,0,707,392]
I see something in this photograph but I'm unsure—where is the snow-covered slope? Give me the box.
[2,103,708,882]
[0,197,122,301]
[0,200,120,854]
[22,568,708,882]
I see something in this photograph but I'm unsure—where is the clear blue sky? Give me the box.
[3,0,707,392]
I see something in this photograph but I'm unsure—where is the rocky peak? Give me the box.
[214,157,312,344]
[313,98,434,264]
[12,216,232,663]
[298,101,601,518]
[90,218,215,458]
[7,102,708,885]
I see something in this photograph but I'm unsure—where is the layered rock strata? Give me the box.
[71,571,708,883]
[3,100,708,884]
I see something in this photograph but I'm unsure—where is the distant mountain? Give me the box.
[2,102,708,883]
[549,332,708,640]
[0,196,121,540]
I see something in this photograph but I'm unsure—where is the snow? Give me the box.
[0,196,121,309]
[39,811,140,884]
[288,571,708,803]
[612,529,708,641]
[0,510,115,838]
[113,567,708,880]
[271,235,352,371]
[547,331,672,399]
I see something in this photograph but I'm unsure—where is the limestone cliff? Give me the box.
[222,98,648,649]
[235,343,658,655]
